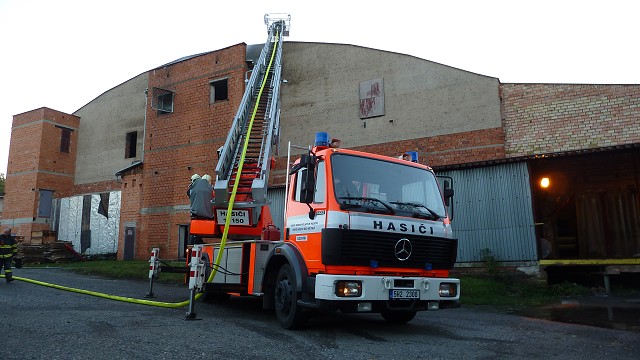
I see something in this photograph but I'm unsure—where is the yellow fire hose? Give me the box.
[0,30,281,310]
[1,274,188,308]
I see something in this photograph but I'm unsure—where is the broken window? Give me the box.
[125,131,137,159]
[210,78,229,104]
[56,125,73,153]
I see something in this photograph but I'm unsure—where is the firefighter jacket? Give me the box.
[0,234,17,258]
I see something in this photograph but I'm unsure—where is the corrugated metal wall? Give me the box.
[438,162,538,263]
[267,187,287,234]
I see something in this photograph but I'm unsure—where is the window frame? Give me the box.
[157,92,174,114]
[330,153,447,217]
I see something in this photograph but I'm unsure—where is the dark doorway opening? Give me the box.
[124,226,135,260]
[530,148,640,260]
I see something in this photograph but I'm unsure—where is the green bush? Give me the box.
[479,248,499,276]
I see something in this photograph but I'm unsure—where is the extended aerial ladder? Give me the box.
[196,14,289,238]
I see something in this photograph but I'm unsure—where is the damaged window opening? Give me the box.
[125,131,137,159]
[210,78,229,104]
[57,126,72,153]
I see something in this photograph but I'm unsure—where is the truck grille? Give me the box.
[321,229,458,270]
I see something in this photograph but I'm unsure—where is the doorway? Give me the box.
[123,226,135,260]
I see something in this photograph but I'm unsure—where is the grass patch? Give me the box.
[460,273,590,309]
[458,248,591,309]
[461,276,552,307]
[31,260,187,284]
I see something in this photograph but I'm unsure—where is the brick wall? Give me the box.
[118,167,143,260]
[501,84,640,157]
[122,43,248,259]
[73,180,121,197]
[269,127,506,186]
[355,128,506,167]
[269,128,505,186]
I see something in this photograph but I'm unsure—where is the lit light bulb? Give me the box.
[540,177,550,188]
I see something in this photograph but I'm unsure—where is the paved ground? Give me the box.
[520,290,640,332]
[1,268,639,360]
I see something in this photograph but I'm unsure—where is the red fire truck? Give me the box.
[187,15,459,329]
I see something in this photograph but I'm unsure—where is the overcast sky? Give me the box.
[1,0,638,176]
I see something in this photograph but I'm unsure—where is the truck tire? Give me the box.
[380,310,417,324]
[200,252,224,302]
[274,264,308,329]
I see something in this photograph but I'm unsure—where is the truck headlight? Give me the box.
[335,280,362,297]
[439,283,458,297]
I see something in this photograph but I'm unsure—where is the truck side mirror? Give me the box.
[438,176,455,221]
[299,154,316,205]
[443,180,454,206]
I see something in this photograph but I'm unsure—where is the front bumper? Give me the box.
[314,274,460,301]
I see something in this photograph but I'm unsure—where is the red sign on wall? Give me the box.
[359,78,385,118]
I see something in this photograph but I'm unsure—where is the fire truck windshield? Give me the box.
[331,154,447,218]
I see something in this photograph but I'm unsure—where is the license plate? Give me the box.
[216,209,250,226]
[389,289,420,299]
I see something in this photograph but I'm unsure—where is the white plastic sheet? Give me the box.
[57,191,121,255]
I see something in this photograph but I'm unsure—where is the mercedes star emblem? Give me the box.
[394,238,412,261]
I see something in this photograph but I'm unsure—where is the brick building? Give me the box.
[3,108,80,241]
[2,41,639,267]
